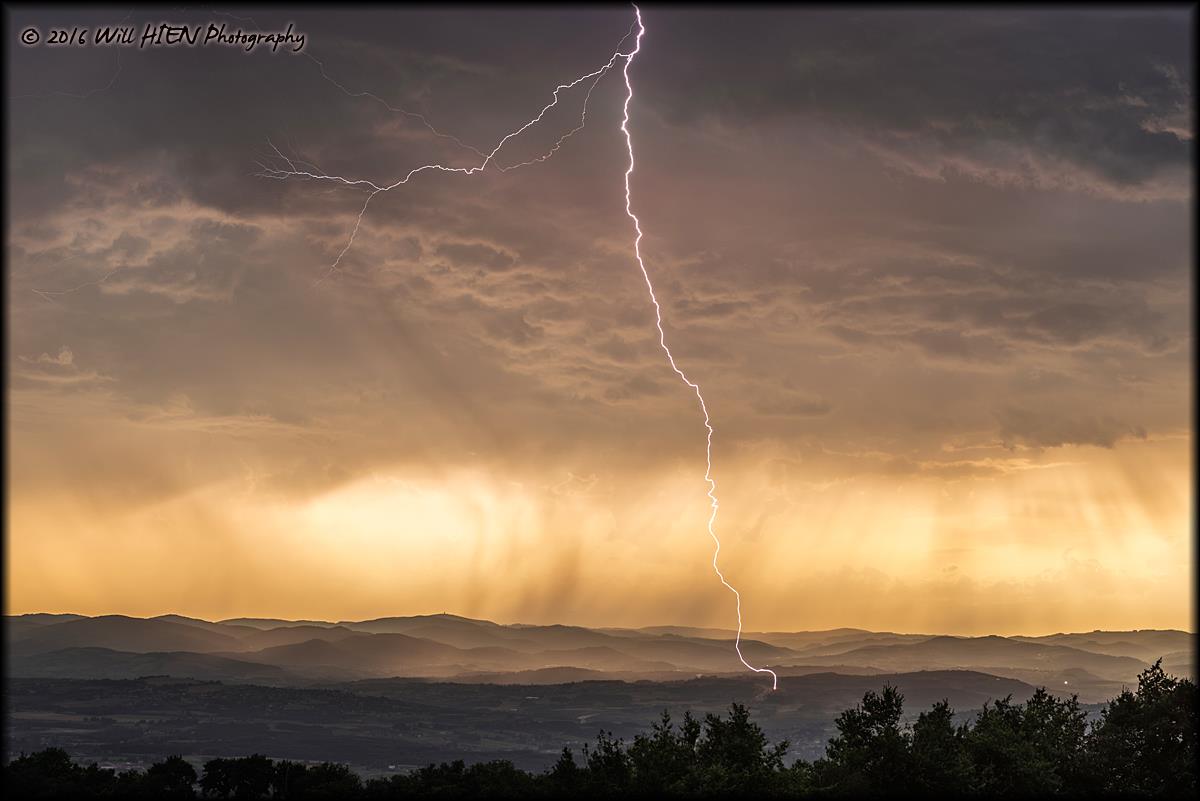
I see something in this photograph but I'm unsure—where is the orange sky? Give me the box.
[6,7,1194,634]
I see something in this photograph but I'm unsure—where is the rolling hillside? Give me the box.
[6,613,1189,701]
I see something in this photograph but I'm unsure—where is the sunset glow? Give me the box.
[8,7,1192,637]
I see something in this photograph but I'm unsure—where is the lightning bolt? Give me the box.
[620,7,778,691]
[261,6,778,689]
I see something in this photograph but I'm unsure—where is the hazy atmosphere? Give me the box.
[7,6,1193,634]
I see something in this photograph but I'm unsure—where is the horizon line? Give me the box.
[6,609,1195,639]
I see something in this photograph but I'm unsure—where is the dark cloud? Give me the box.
[7,6,1191,483]
[640,8,1192,198]
[435,241,517,271]
[997,407,1148,450]
[1023,300,1169,353]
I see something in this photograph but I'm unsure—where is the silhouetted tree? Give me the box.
[198,757,234,798]
[8,663,1198,799]
[583,730,632,795]
[144,755,198,798]
[1085,659,1197,796]
[778,758,815,798]
[909,699,971,796]
[271,760,308,798]
[1022,687,1088,789]
[409,759,469,797]
[199,755,274,799]
[268,760,360,799]
[378,758,537,798]
[814,684,911,795]
[962,687,1086,797]
[695,702,790,796]
[628,710,697,794]
[460,760,538,798]
[3,747,116,798]
[544,747,583,795]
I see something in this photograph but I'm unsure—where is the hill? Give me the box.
[6,613,1189,698]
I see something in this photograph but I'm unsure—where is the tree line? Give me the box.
[4,660,1194,798]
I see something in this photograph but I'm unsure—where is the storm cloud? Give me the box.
[6,6,1192,632]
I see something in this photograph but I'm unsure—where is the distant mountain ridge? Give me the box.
[5,613,1192,702]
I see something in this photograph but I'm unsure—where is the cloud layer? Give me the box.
[7,7,1193,632]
